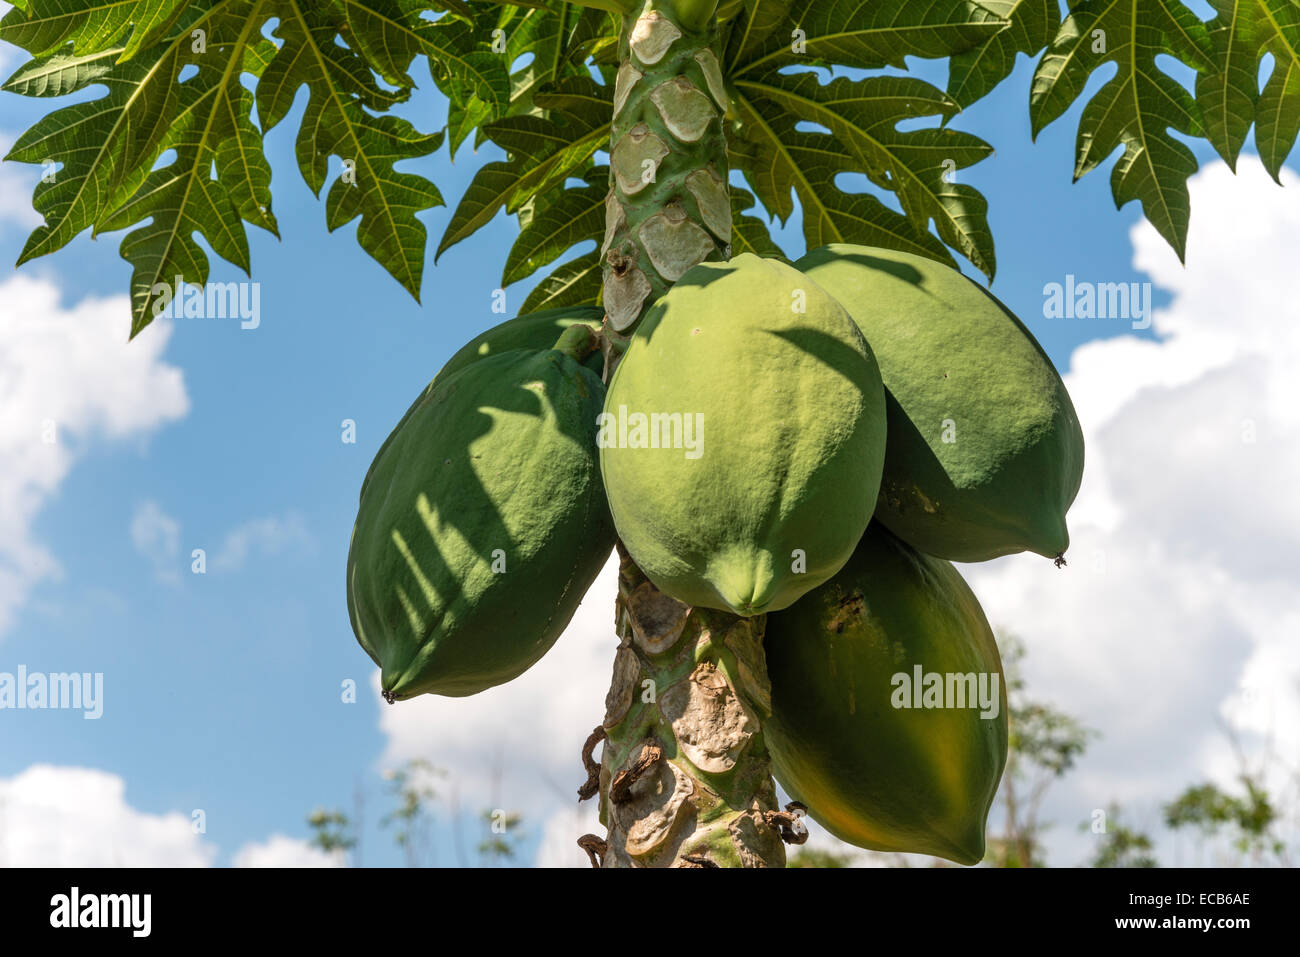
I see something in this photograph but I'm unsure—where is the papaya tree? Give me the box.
[2,0,1297,868]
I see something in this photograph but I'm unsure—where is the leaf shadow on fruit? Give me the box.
[638,262,740,340]
[816,249,927,290]
[377,374,562,687]
[360,318,602,503]
[661,261,740,291]
[877,387,964,508]
[766,327,877,388]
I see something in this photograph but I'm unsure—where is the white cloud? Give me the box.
[0,764,341,868]
[0,276,189,636]
[0,765,215,867]
[126,505,313,580]
[963,157,1300,865]
[231,834,342,868]
[211,512,313,572]
[130,501,182,583]
[377,553,620,850]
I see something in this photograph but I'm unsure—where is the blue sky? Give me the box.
[2,3,1297,868]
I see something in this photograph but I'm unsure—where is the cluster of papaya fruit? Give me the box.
[346,245,1084,865]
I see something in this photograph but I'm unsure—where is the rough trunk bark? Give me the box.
[587,547,787,867]
[599,0,732,358]
[580,0,791,868]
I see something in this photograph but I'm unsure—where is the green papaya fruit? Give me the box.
[795,244,1084,562]
[360,307,605,505]
[763,523,1008,865]
[600,253,888,616]
[347,332,616,699]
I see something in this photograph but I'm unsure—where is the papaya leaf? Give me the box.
[5,48,163,274]
[349,0,515,162]
[445,93,497,159]
[98,69,277,334]
[0,0,188,59]
[720,0,1002,275]
[491,102,607,198]
[4,3,270,284]
[9,0,1280,333]
[730,99,957,266]
[467,0,615,139]
[120,0,192,61]
[565,3,619,63]
[502,165,606,286]
[1196,0,1300,179]
[490,1,564,117]
[433,0,473,16]
[343,0,509,106]
[437,75,610,260]
[734,72,993,276]
[1,39,116,96]
[726,93,795,224]
[1030,0,1215,260]
[2,0,449,333]
[257,2,445,302]
[437,162,522,258]
[94,9,278,335]
[520,249,602,311]
[722,0,794,69]
[1256,3,1300,179]
[947,0,1058,107]
[729,185,784,258]
[731,0,1007,76]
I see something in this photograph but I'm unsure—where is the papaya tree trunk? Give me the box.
[588,547,787,867]
[599,0,733,354]
[582,0,790,868]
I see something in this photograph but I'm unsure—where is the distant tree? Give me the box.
[311,763,529,867]
[1165,775,1287,866]
[381,759,446,868]
[477,809,526,865]
[1084,803,1158,868]
[306,808,357,865]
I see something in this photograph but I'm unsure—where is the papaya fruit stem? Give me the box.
[551,322,601,363]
